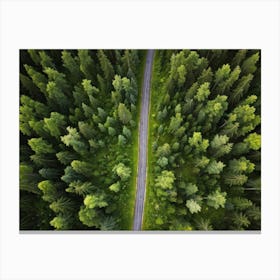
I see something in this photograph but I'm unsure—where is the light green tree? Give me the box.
[66,181,95,196]
[44,112,66,138]
[118,103,132,124]
[185,183,198,196]
[206,160,225,175]
[28,138,55,154]
[109,182,121,193]
[186,199,201,214]
[244,133,261,150]
[207,189,227,209]
[195,82,210,102]
[113,163,131,181]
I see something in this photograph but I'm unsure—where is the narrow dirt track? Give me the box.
[133,50,154,231]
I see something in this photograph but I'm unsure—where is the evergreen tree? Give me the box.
[44,112,66,138]
[207,189,227,209]
[97,50,115,89]
[118,103,132,124]
[78,50,96,81]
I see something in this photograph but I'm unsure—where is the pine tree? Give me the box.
[78,50,96,81]
[71,160,92,177]
[61,127,88,154]
[229,74,254,105]
[49,197,74,213]
[195,82,210,102]
[27,50,41,65]
[24,65,47,94]
[20,164,41,194]
[118,103,132,124]
[28,138,55,154]
[207,189,227,209]
[50,214,71,230]
[186,199,201,214]
[112,163,131,181]
[241,52,259,75]
[224,174,248,186]
[38,180,59,202]
[230,197,253,210]
[231,50,247,68]
[56,151,77,165]
[44,112,66,138]
[206,160,225,175]
[244,133,261,150]
[97,50,115,89]
[109,182,121,193]
[195,218,213,230]
[39,51,56,69]
[66,181,95,196]
[232,212,250,230]
[39,168,61,179]
[61,50,81,82]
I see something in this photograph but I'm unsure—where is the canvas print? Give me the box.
[20,49,261,231]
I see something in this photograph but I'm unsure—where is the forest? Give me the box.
[20,49,261,230]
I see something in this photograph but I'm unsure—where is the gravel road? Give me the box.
[133,50,154,231]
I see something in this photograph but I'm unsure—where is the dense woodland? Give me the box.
[20,49,144,230]
[144,50,261,230]
[20,49,261,231]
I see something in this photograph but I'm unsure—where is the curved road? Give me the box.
[133,50,154,231]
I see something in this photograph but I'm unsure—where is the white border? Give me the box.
[1,0,279,279]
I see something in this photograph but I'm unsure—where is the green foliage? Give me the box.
[44,112,66,138]
[186,199,201,214]
[206,160,225,175]
[231,197,253,210]
[113,163,131,181]
[49,197,74,213]
[224,174,248,187]
[241,52,259,75]
[50,215,70,230]
[168,113,183,133]
[78,207,98,227]
[20,164,41,194]
[210,135,233,158]
[188,132,209,152]
[157,157,169,168]
[145,49,260,230]
[244,133,261,150]
[207,189,227,209]
[232,212,250,230]
[228,157,255,174]
[109,182,121,193]
[61,126,87,154]
[66,181,95,196]
[78,50,95,80]
[195,82,210,102]
[195,218,213,230]
[28,138,55,154]
[118,134,127,146]
[20,49,261,231]
[38,180,58,202]
[84,194,108,209]
[118,103,132,124]
[71,160,92,177]
[155,170,175,190]
[185,183,198,196]
[100,216,119,230]
[156,143,171,157]
[20,49,143,230]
